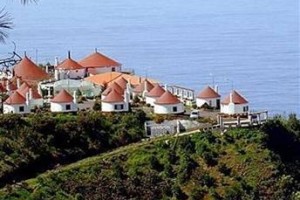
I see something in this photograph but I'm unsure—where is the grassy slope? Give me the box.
[1,126,285,200]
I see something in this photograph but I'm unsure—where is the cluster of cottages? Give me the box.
[0,49,249,116]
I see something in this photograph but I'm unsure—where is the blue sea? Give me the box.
[0,0,299,115]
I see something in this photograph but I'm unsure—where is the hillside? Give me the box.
[0,114,299,199]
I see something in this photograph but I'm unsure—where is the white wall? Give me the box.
[3,104,30,114]
[50,102,77,112]
[154,103,184,114]
[29,99,44,109]
[101,101,129,112]
[221,103,249,115]
[196,97,220,108]
[145,96,157,106]
[88,66,121,75]
[57,69,86,80]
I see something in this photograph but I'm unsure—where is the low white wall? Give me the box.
[221,103,248,115]
[59,69,86,79]
[29,98,44,109]
[3,104,30,114]
[88,66,121,75]
[101,101,129,112]
[196,97,220,108]
[50,102,77,112]
[154,103,184,114]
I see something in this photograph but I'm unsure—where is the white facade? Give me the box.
[220,103,249,115]
[154,103,184,114]
[3,104,30,114]
[50,102,78,112]
[145,96,157,106]
[88,66,121,75]
[101,101,129,112]
[55,69,86,80]
[196,97,220,108]
[28,98,44,109]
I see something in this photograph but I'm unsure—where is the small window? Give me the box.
[173,106,177,112]
[209,100,212,106]
[66,104,71,110]
[112,67,116,72]
[19,106,24,112]
[114,104,124,110]
[243,106,248,112]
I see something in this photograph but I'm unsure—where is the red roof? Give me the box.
[79,51,121,68]
[146,84,165,97]
[18,82,31,92]
[102,89,124,103]
[155,91,181,105]
[197,86,220,99]
[56,58,84,70]
[13,56,49,81]
[0,78,18,91]
[133,80,154,93]
[5,91,26,105]
[104,82,123,95]
[51,89,73,103]
[221,90,248,105]
[18,85,42,99]
[114,77,128,90]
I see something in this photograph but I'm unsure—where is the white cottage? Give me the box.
[154,91,184,114]
[17,82,43,109]
[55,52,86,80]
[101,89,129,112]
[145,84,165,106]
[220,90,249,115]
[132,79,154,98]
[79,49,122,75]
[3,91,30,114]
[50,89,78,112]
[196,86,221,109]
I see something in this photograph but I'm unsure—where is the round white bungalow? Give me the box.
[145,84,165,106]
[154,91,184,114]
[79,49,122,75]
[101,89,129,112]
[3,91,30,114]
[220,90,249,115]
[55,52,86,80]
[196,86,221,109]
[50,89,78,112]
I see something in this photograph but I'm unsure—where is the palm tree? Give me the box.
[0,0,36,42]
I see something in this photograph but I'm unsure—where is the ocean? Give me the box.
[0,0,299,115]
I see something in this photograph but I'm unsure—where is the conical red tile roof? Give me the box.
[51,89,73,103]
[102,89,124,103]
[79,51,121,68]
[133,80,154,93]
[13,56,49,81]
[146,84,165,97]
[221,90,248,105]
[5,91,26,105]
[104,82,123,95]
[56,58,84,70]
[17,82,31,92]
[115,77,128,90]
[197,86,220,99]
[155,91,181,105]
[0,78,18,91]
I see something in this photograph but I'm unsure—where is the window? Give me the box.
[66,104,71,110]
[173,106,177,112]
[19,106,24,112]
[209,100,212,106]
[243,106,248,112]
[112,67,115,72]
[114,104,124,110]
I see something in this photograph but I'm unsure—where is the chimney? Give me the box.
[45,65,49,73]
[16,78,21,88]
[25,92,30,106]
[5,80,9,91]
[164,84,168,91]
[214,85,218,93]
[29,88,33,100]
[95,48,98,53]
[54,57,59,67]
[229,92,233,103]
[68,51,71,59]
[73,91,77,104]
[139,77,141,83]
[142,80,148,97]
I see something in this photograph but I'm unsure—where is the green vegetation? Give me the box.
[0,114,300,199]
[0,110,146,187]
